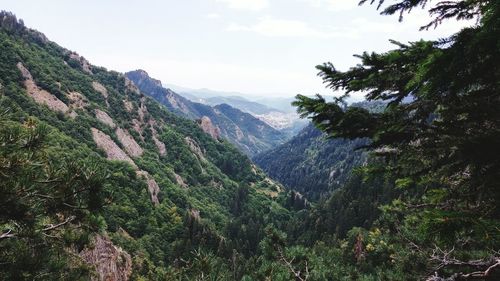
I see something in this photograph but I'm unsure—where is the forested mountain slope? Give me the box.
[254,123,368,200]
[126,70,287,156]
[2,0,499,278]
[254,101,387,200]
[0,12,288,280]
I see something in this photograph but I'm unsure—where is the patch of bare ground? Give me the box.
[17,62,69,113]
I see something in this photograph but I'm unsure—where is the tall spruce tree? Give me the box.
[293,0,500,279]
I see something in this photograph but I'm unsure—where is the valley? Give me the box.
[1,0,499,280]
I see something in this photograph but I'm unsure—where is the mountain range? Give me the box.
[125,70,287,156]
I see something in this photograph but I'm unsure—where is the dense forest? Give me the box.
[254,101,386,201]
[1,0,499,280]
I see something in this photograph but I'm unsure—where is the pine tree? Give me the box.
[293,0,500,279]
[0,102,108,280]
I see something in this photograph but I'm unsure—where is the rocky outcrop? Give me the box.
[80,234,132,281]
[185,136,205,161]
[131,119,144,140]
[198,116,220,140]
[174,172,188,188]
[124,77,140,95]
[68,91,87,110]
[235,126,244,141]
[122,100,133,113]
[91,128,136,168]
[91,128,160,204]
[150,124,166,156]
[95,109,116,128]
[69,52,92,74]
[92,81,108,98]
[17,62,69,113]
[136,171,160,205]
[115,127,143,158]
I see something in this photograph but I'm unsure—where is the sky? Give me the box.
[0,0,472,98]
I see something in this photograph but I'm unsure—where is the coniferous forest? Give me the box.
[0,0,499,280]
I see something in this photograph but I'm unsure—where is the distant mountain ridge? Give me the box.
[126,70,287,156]
[172,85,308,137]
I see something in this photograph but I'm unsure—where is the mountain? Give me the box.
[125,70,287,156]
[0,12,288,280]
[204,96,279,115]
[253,123,369,200]
[172,88,308,137]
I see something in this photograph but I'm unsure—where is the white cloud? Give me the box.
[227,17,348,38]
[206,13,221,19]
[215,0,269,11]
[299,0,359,11]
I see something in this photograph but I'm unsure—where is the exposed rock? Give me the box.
[131,119,144,140]
[115,127,143,158]
[92,81,108,98]
[68,91,87,110]
[198,116,220,140]
[17,62,69,113]
[123,100,133,113]
[124,77,140,95]
[80,234,132,281]
[68,111,78,119]
[190,209,201,221]
[91,128,136,168]
[152,135,166,156]
[136,170,160,205]
[17,62,33,80]
[138,98,147,122]
[69,52,93,74]
[92,81,109,107]
[174,172,188,188]
[235,126,244,141]
[166,90,190,114]
[210,180,223,189]
[148,120,166,156]
[95,109,116,128]
[184,136,205,160]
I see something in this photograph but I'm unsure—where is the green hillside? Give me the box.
[0,12,288,280]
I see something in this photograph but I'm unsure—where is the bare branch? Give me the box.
[277,247,308,281]
[0,229,15,240]
[41,216,75,232]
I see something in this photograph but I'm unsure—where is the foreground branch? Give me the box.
[42,216,75,232]
[277,247,309,281]
[0,229,15,240]
[427,247,500,280]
